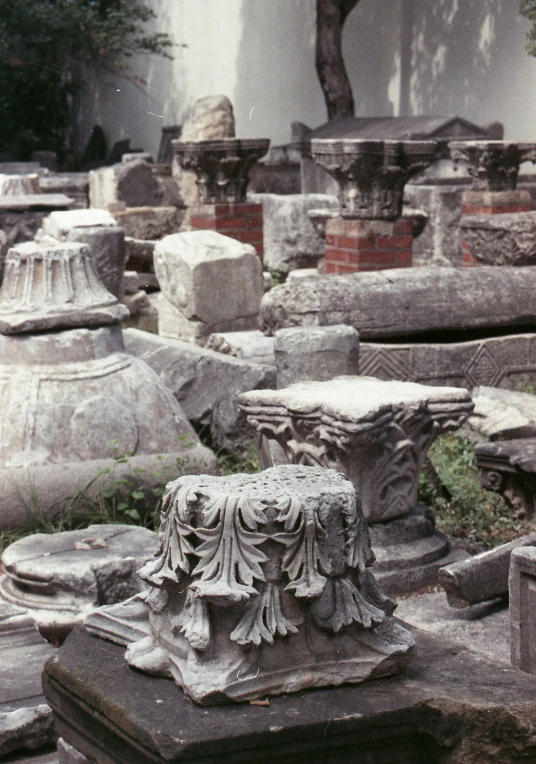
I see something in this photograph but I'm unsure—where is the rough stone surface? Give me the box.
[0,525,157,639]
[461,210,536,266]
[438,533,536,608]
[41,209,117,238]
[403,181,464,266]
[253,193,338,272]
[205,330,275,365]
[470,385,536,439]
[89,161,159,209]
[0,604,57,757]
[359,333,536,390]
[510,545,536,673]
[239,376,473,524]
[0,174,40,196]
[123,328,276,453]
[39,173,89,210]
[0,242,128,333]
[475,438,536,521]
[45,619,536,764]
[260,266,536,339]
[180,95,235,142]
[85,465,414,705]
[0,194,73,211]
[58,737,87,763]
[113,206,182,240]
[154,231,264,340]
[275,325,359,388]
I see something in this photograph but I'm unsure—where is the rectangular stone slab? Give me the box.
[259,266,536,339]
[44,623,536,763]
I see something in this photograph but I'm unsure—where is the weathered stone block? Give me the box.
[254,193,338,272]
[476,438,536,520]
[0,173,40,195]
[439,533,536,608]
[154,230,264,325]
[123,328,276,453]
[113,206,182,240]
[260,266,536,340]
[510,545,536,672]
[89,160,159,209]
[405,181,464,266]
[470,386,536,439]
[275,325,359,388]
[206,329,275,365]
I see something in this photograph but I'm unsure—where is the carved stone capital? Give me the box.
[449,141,536,191]
[172,138,269,204]
[476,438,536,520]
[85,465,415,704]
[311,139,438,220]
[239,377,473,523]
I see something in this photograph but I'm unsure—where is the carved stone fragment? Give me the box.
[449,141,536,191]
[311,139,438,220]
[460,211,536,266]
[85,465,415,704]
[172,139,269,204]
[475,438,536,520]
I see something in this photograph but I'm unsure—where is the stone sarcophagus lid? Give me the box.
[85,465,415,705]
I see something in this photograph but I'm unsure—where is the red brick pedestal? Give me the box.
[324,217,413,274]
[188,203,263,261]
[461,190,533,267]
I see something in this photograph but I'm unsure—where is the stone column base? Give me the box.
[187,202,264,260]
[324,217,413,273]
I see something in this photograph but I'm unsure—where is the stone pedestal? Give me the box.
[188,202,264,259]
[238,377,473,593]
[44,621,536,763]
[449,140,536,266]
[84,465,414,705]
[324,217,413,273]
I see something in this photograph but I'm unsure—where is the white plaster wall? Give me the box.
[76,0,536,161]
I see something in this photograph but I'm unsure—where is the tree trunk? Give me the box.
[316,0,360,120]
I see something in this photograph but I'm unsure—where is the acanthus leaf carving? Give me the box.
[172,588,211,651]
[311,577,386,633]
[230,583,299,646]
[274,496,329,599]
[138,482,197,588]
[189,493,268,605]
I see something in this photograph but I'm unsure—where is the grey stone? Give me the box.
[205,330,275,365]
[274,325,359,388]
[154,231,264,342]
[0,163,40,174]
[439,533,536,608]
[510,545,536,673]
[0,525,157,639]
[122,152,153,164]
[475,438,536,521]
[42,209,117,237]
[123,270,139,294]
[86,465,414,705]
[405,181,465,266]
[358,333,536,390]
[123,328,276,453]
[58,737,87,763]
[0,174,40,196]
[461,211,536,266]
[45,612,536,763]
[469,386,536,439]
[253,193,338,272]
[39,174,89,211]
[0,242,128,333]
[0,604,56,756]
[113,206,182,240]
[260,266,536,339]
[89,161,159,209]
[0,194,73,210]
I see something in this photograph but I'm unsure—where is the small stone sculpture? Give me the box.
[86,465,415,704]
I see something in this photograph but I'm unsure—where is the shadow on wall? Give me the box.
[233,0,326,144]
[75,0,185,161]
